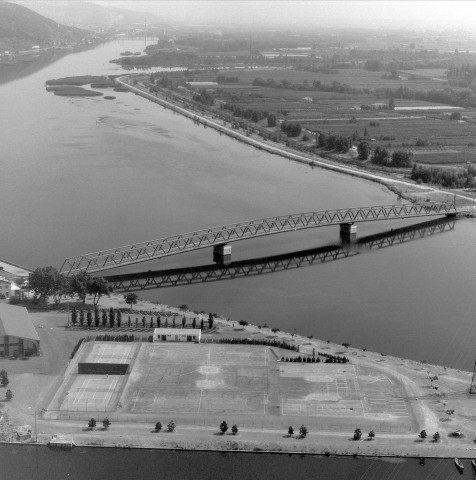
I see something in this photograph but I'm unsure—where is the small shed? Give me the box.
[153,328,201,343]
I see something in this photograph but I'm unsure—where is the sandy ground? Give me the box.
[1,294,475,458]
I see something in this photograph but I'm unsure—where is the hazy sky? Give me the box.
[91,1,476,30]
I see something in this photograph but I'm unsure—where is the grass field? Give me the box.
[46,342,417,432]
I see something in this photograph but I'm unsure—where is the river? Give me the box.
[1,39,476,373]
[0,444,470,480]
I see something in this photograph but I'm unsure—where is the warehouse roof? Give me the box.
[0,304,39,341]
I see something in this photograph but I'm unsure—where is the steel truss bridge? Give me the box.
[60,202,458,275]
[102,218,455,292]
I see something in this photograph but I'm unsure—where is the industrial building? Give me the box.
[0,304,40,357]
[153,328,201,343]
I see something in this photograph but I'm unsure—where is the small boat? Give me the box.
[455,457,464,471]
[472,459,476,470]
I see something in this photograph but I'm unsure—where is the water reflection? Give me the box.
[106,218,456,291]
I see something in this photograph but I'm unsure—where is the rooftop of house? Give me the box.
[0,303,39,341]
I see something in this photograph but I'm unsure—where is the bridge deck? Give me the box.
[103,218,456,292]
[59,202,457,275]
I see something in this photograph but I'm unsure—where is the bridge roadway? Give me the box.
[59,202,457,275]
[102,218,456,291]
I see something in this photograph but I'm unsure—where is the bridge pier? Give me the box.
[340,223,357,243]
[213,243,232,264]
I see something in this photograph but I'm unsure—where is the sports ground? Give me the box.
[47,342,417,432]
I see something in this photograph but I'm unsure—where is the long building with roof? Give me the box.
[0,304,40,357]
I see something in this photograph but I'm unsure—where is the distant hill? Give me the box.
[14,1,164,27]
[0,1,89,50]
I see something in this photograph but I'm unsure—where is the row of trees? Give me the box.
[410,164,476,188]
[219,421,238,435]
[71,307,214,330]
[280,354,349,363]
[418,430,440,442]
[88,417,110,430]
[28,267,112,305]
[154,420,176,432]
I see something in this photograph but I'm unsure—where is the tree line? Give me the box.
[411,163,476,188]
[27,267,112,305]
[70,306,214,330]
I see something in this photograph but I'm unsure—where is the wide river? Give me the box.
[1,39,476,373]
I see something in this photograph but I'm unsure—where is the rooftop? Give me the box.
[153,328,201,335]
[0,303,39,341]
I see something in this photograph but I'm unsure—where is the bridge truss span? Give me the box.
[59,202,457,275]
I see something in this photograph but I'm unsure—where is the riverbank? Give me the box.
[1,293,475,459]
[116,75,476,209]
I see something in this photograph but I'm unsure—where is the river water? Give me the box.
[0,444,470,480]
[1,39,476,372]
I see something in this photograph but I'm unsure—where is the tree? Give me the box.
[208,313,214,329]
[88,277,112,305]
[219,421,228,434]
[391,150,413,168]
[363,127,369,137]
[71,307,77,326]
[368,430,375,440]
[354,428,362,440]
[155,421,162,432]
[88,418,96,430]
[124,292,138,310]
[192,318,196,329]
[433,431,440,442]
[94,306,100,327]
[288,426,294,436]
[167,420,176,432]
[182,316,186,328]
[28,266,66,303]
[299,425,308,438]
[69,271,93,304]
[389,98,395,110]
[79,309,85,327]
[116,311,122,328]
[101,309,107,327]
[86,310,92,327]
[142,316,146,328]
[419,430,427,439]
[450,111,462,121]
[357,142,370,160]
[5,389,13,401]
[371,146,390,166]
[231,424,238,435]
[102,417,111,430]
[108,308,115,328]
[267,115,277,127]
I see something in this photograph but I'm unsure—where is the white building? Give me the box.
[153,328,201,343]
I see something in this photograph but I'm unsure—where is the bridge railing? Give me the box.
[59,202,457,275]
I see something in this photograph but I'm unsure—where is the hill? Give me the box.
[14,1,164,27]
[0,1,89,50]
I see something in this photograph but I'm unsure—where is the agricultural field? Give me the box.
[177,66,476,165]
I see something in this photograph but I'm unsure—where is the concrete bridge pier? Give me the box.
[213,243,232,264]
[340,223,357,243]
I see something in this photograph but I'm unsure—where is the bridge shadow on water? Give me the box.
[104,218,456,292]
